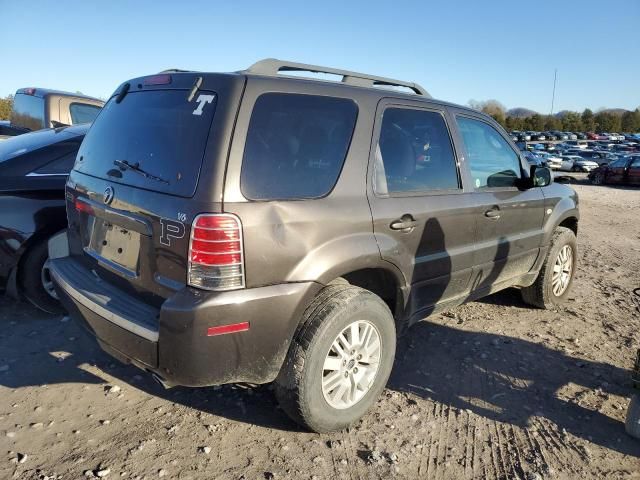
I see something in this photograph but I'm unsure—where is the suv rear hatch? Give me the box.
[65,72,245,309]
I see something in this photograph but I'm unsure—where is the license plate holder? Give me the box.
[86,218,141,276]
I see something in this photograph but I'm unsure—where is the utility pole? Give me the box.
[550,68,557,116]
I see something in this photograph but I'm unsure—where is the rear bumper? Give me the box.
[50,257,321,387]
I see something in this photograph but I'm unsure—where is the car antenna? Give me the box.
[187,77,203,102]
[115,83,130,104]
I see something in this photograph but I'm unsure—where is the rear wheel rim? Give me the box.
[552,245,573,297]
[321,320,381,410]
[41,259,59,300]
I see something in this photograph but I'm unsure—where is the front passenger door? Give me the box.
[453,114,545,292]
[626,157,640,185]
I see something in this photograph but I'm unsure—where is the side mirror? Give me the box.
[530,165,553,187]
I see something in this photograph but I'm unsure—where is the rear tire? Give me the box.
[275,285,396,433]
[521,227,577,309]
[20,240,64,314]
[626,394,640,439]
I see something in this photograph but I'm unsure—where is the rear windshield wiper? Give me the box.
[114,159,169,185]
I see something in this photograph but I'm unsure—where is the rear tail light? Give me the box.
[74,198,94,215]
[188,213,245,291]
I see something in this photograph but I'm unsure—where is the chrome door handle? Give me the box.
[390,215,417,232]
[484,208,501,219]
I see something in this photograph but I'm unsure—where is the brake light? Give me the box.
[188,214,245,291]
[143,74,172,86]
[74,198,94,215]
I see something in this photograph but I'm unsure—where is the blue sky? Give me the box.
[1,0,638,113]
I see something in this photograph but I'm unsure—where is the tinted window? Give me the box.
[375,108,458,193]
[75,90,217,197]
[70,103,101,124]
[0,125,86,163]
[457,116,521,188]
[33,149,78,175]
[10,94,45,131]
[610,158,628,168]
[631,158,640,167]
[241,93,357,200]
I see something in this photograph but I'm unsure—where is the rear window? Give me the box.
[10,94,45,131]
[0,126,81,162]
[241,93,357,200]
[70,103,101,124]
[74,90,217,197]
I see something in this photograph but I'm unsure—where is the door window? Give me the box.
[375,107,459,194]
[630,158,640,168]
[609,158,628,168]
[456,116,522,189]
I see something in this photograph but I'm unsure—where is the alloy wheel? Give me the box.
[41,259,59,300]
[321,320,381,409]
[552,245,573,296]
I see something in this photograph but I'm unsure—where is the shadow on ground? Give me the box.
[0,293,638,456]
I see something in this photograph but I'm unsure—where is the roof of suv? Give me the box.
[154,58,489,122]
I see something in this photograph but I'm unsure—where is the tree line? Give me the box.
[469,99,640,133]
[0,95,13,120]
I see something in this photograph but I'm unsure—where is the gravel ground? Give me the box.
[1,176,639,480]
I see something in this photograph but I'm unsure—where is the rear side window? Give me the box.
[33,149,78,175]
[241,93,357,200]
[10,94,45,131]
[69,103,101,124]
[375,107,459,194]
[456,116,522,188]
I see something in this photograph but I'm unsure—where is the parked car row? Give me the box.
[511,130,640,143]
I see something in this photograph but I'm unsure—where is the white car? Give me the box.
[560,155,599,172]
[536,152,563,169]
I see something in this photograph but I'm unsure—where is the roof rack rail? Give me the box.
[244,58,430,97]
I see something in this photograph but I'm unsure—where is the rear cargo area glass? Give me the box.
[74,90,217,197]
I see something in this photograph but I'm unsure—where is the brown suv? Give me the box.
[49,59,579,432]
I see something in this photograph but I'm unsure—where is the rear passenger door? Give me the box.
[451,113,545,291]
[367,100,478,321]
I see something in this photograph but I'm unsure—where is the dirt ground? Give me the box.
[1,176,639,480]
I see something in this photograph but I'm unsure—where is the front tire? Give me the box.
[275,285,396,433]
[20,239,64,314]
[521,227,577,309]
[592,172,605,185]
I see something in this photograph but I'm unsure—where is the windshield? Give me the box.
[74,89,217,197]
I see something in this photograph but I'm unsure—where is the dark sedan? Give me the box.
[0,124,88,313]
[588,155,640,186]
